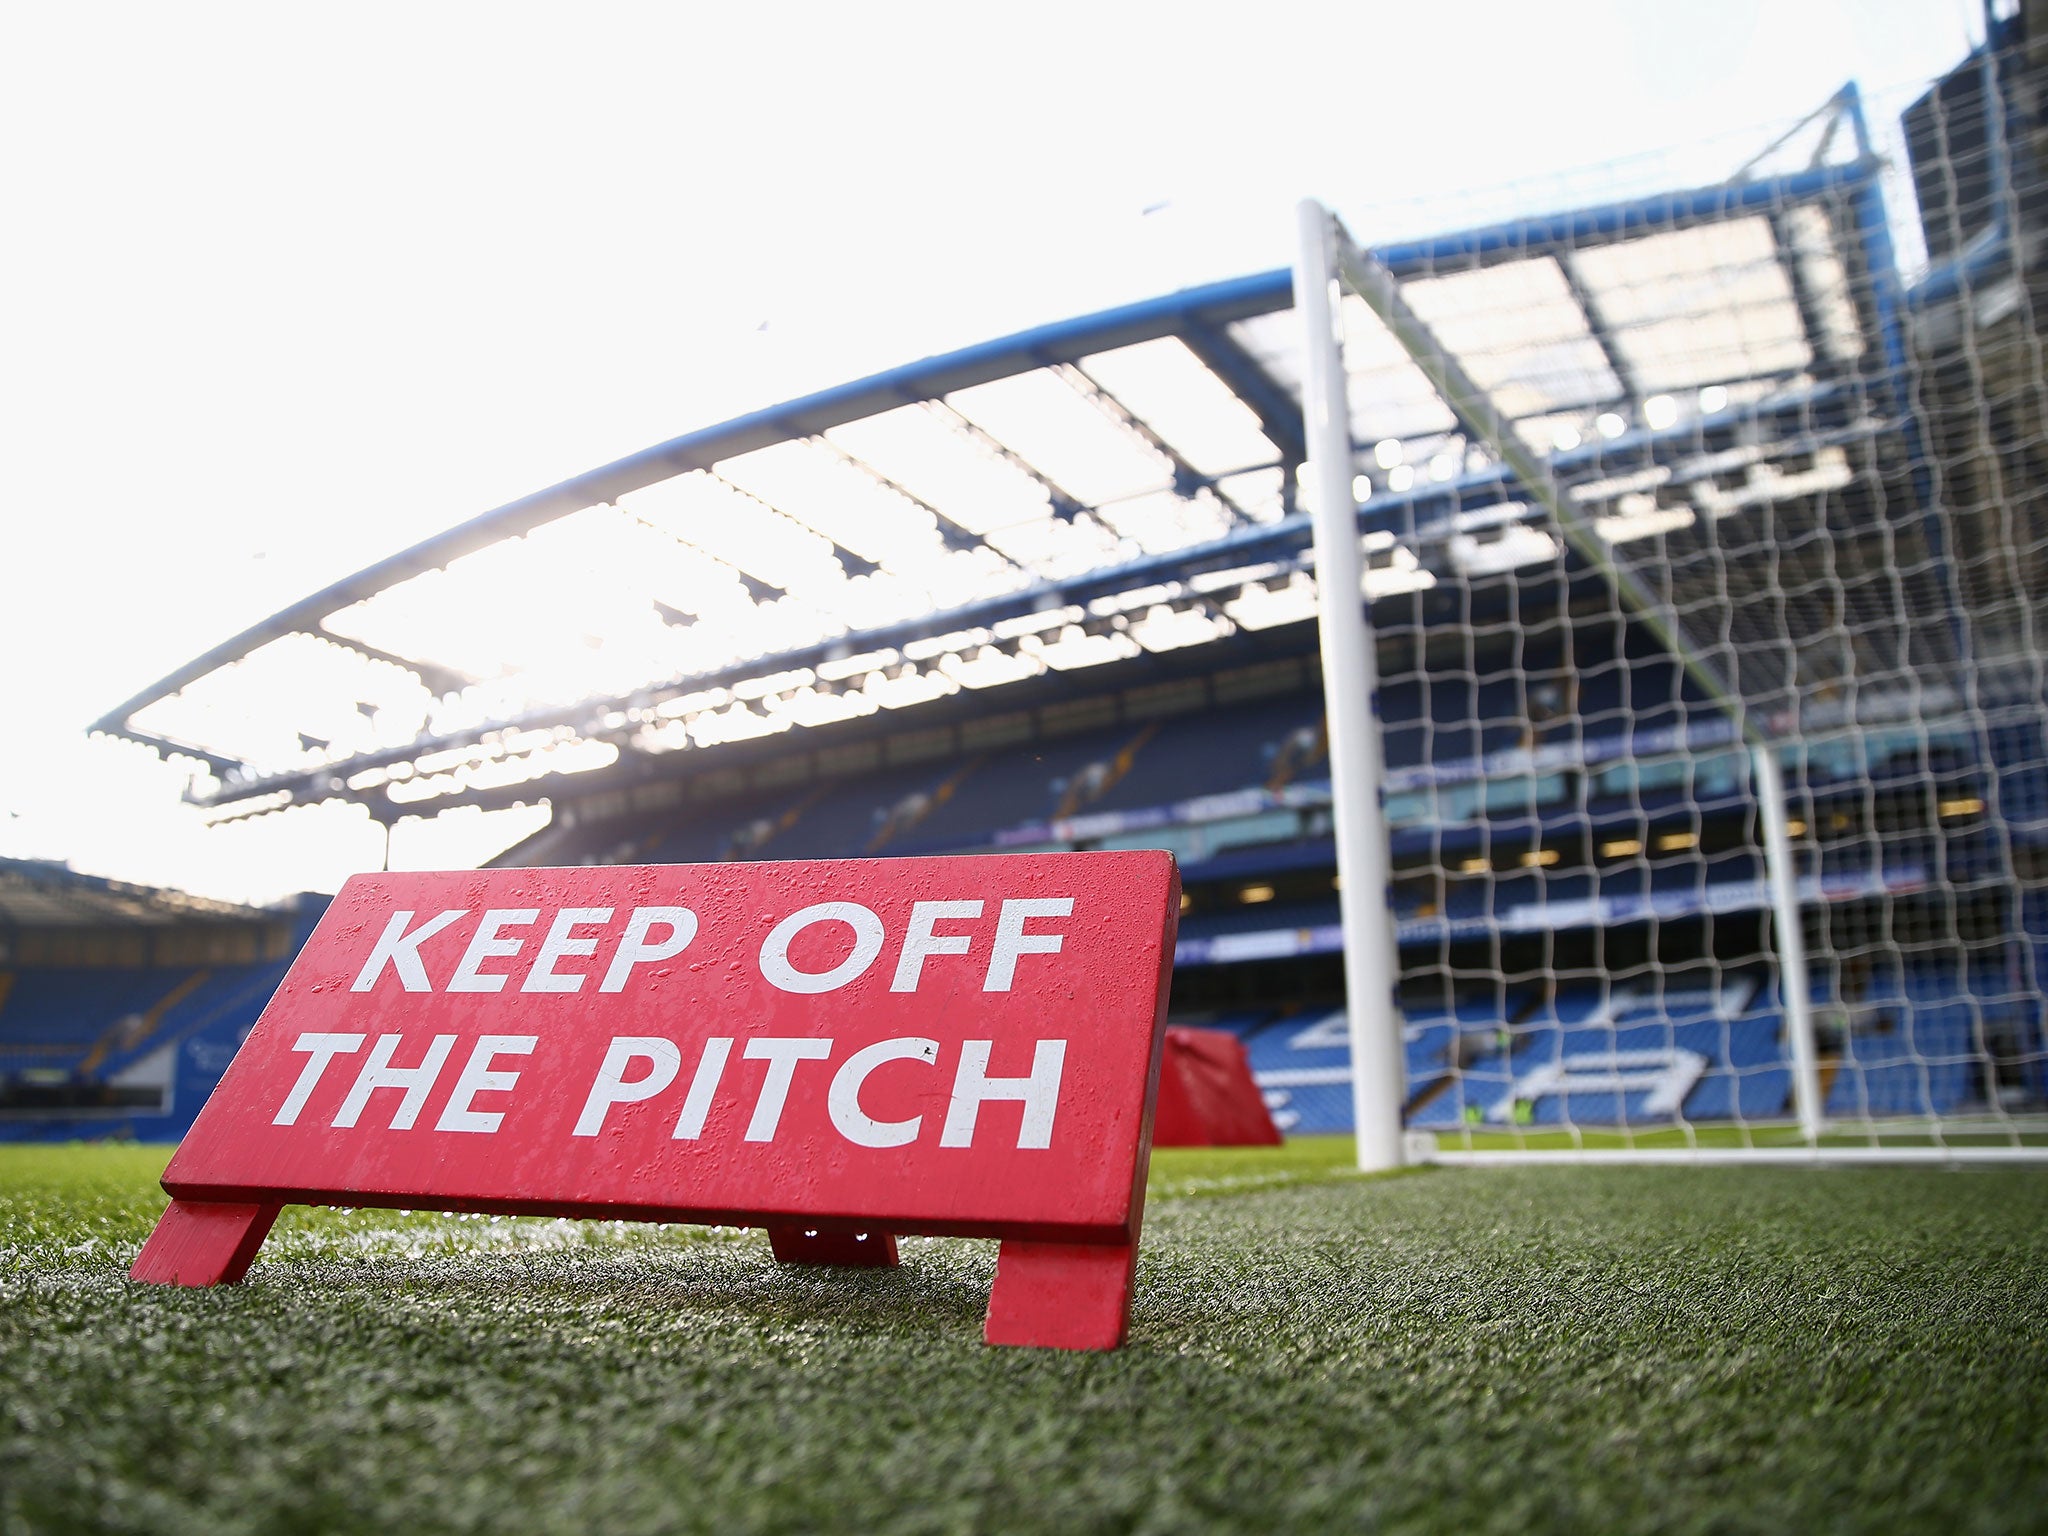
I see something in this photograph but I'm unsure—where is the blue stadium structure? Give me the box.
[13,22,2047,1145]
[0,859,324,1141]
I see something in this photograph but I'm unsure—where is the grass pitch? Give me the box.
[3,1141,2045,1534]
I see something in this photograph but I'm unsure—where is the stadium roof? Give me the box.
[0,857,273,930]
[97,92,1928,823]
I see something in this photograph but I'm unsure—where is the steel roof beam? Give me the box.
[1369,159,1876,275]
[1765,206,1838,382]
[97,163,1882,763]
[617,502,787,603]
[707,471,883,580]
[188,384,1886,811]
[1554,249,1645,412]
[1054,361,1248,525]
[88,270,1297,739]
[820,439,990,557]
[94,725,246,779]
[313,629,475,699]
[924,399,1090,524]
[1178,319,1308,466]
[1727,84,1860,184]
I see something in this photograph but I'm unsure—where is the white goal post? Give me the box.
[1294,200,1409,1172]
[1294,171,2048,1165]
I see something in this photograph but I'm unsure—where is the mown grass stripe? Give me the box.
[2,1143,2043,1533]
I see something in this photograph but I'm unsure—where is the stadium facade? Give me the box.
[0,857,322,1140]
[10,18,2048,1147]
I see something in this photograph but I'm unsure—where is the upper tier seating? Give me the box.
[0,968,176,1067]
[0,960,292,1082]
[0,948,299,1144]
[508,635,1739,873]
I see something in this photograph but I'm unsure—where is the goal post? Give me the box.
[1293,139,2048,1165]
[1752,743,1825,1142]
[1294,199,1409,1173]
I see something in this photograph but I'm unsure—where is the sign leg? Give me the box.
[130,1199,282,1286]
[985,1238,1137,1350]
[767,1226,899,1267]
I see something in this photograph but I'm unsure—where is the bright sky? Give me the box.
[0,0,1988,906]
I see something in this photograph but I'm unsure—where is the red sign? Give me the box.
[131,851,1179,1349]
[1152,1027,1283,1147]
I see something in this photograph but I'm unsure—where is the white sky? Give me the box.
[0,0,1988,906]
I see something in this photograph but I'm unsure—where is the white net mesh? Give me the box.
[1301,56,2048,1152]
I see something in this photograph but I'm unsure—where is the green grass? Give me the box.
[3,1140,2046,1535]
[1423,1123,2048,1152]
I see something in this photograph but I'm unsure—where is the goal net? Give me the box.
[1293,61,2048,1161]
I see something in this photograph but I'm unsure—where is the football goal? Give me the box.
[1293,73,2048,1166]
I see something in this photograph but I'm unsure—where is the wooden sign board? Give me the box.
[132,851,1179,1350]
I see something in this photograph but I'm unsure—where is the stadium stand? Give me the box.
[0,859,321,1141]
[60,20,2048,1147]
